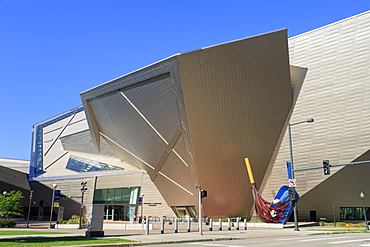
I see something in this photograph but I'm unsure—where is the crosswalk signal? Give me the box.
[201,189,207,198]
[288,187,296,202]
[323,160,330,175]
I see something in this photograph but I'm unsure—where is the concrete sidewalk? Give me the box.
[1,220,367,246]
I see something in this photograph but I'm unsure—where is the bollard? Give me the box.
[236,217,240,230]
[174,218,178,233]
[244,218,247,230]
[219,218,222,231]
[187,218,191,232]
[209,218,213,231]
[228,217,231,231]
[160,217,165,234]
[145,217,150,235]
[346,224,350,231]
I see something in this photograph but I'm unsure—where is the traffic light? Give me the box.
[323,160,330,175]
[201,189,207,198]
[288,187,296,202]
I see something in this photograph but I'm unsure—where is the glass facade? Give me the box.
[34,128,43,174]
[66,155,124,173]
[33,106,84,176]
[340,207,369,220]
[93,187,139,204]
[93,187,139,221]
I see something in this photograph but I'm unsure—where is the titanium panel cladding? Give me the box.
[81,57,198,207]
[264,11,370,221]
[178,30,293,217]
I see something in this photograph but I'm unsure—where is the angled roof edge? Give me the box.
[32,105,84,129]
[29,169,144,182]
[80,29,289,99]
[185,28,288,55]
[289,10,370,40]
[80,54,180,96]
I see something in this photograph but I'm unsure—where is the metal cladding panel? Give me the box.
[178,30,293,216]
[96,173,143,189]
[153,171,195,206]
[263,11,370,220]
[60,129,117,157]
[81,57,197,207]
[88,90,168,170]
[155,152,194,203]
[121,73,180,144]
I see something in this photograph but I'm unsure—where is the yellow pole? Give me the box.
[244,158,255,184]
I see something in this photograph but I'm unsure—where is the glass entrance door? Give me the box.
[104,205,129,221]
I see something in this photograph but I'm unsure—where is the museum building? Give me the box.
[28,10,370,223]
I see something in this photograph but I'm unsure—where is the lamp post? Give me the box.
[360,192,369,230]
[288,118,314,231]
[26,190,34,228]
[78,182,87,229]
[49,184,57,229]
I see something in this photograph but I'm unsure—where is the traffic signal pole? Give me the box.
[292,160,370,173]
[288,123,300,231]
[196,185,202,235]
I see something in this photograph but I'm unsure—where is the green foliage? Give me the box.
[0,231,69,235]
[58,220,68,224]
[0,191,24,218]
[67,215,87,224]
[0,219,16,228]
[0,236,135,246]
[323,221,365,227]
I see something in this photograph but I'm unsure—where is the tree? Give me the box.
[0,191,24,218]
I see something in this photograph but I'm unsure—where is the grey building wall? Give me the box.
[262,10,370,222]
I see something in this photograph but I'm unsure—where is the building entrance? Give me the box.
[104,205,129,221]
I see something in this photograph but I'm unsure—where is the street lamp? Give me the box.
[49,184,57,229]
[78,182,87,229]
[288,118,314,231]
[360,192,369,230]
[26,190,34,228]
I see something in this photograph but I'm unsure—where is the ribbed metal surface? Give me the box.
[80,30,296,217]
[177,30,293,217]
[81,57,198,207]
[262,10,370,221]
[60,129,117,157]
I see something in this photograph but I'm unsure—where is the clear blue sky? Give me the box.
[0,1,369,160]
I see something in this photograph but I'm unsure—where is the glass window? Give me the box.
[340,207,368,220]
[99,189,108,204]
[130,187,138,204]
[66,155,124,173]
[93,187,139,205]
[114,188,124,203]
[122,188,131,204]
[106,188,116,203]
[93,189,101,204]
[35,128,43,173]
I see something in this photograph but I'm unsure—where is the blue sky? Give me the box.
[1,1,369,160]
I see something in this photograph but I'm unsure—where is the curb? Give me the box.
[61,237,240,247]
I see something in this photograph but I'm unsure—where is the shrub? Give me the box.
[0,191,24,218]
[58,220,68,224]
[67,215,87,224]
[0,219,16,228]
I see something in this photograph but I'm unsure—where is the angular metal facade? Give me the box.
[81,30,300,217]
[27,10,370,221]
[262,10,370,221]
